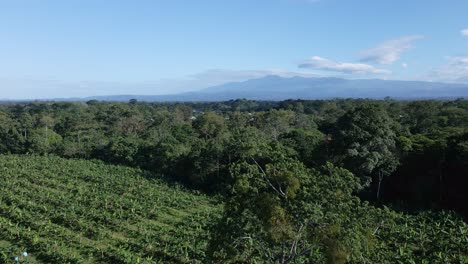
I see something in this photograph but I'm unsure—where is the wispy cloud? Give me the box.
[462,29,468,36]
[428,56,468,83]
[360,35,424,65]
[298,56,391,74]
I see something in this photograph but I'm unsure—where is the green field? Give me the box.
[0,155,220,263]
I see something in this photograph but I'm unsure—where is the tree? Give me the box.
[279,128,325,167]
[104,136,141,165]
[208,151,376,263]
[144,123,196,179]
[18,112,34,141]
[331,103,399,192]
[27,128,62,154]
[255,110,295,141]
[206,138,372,263]
[0,111,24,153]
[403,101,440,134]
[191,112,231,191]
[193,111,226,139]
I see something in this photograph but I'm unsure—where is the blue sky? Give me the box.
[1,0,467,99]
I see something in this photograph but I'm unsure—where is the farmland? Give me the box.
[0,155,220,263]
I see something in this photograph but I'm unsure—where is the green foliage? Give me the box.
[105,136,142,165]
[403,101,441,134]
[27,128,63,155]
[255,109,296,140]
[209,156,365,263]
[209,157,467,263]
[0,111,25,154]
[372,210,468,263]
[0,99,467,263]
[0,155,220,263]
[193,111,226,139]
[332,103,399,183]
[279,128,325,166]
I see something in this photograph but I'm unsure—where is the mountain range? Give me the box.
[22,76,468,102]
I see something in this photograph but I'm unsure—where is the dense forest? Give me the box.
[0,98,467,263]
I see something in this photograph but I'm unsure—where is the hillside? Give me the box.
[0,155,220,263]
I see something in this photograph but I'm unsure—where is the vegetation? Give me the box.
[0,98,467,263]
[0,155,219,263]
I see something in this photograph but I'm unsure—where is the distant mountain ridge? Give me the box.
[12,76,468,102]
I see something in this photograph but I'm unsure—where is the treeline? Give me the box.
[0,98,466,215]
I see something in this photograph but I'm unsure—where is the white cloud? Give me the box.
[298,56,391,74]
[462,29,468,36]
[428,56,468,83]
[360,35,424,65]
[402,63,408,68]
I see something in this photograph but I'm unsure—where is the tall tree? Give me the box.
[208,151,375,263]
[331,103,399,190]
